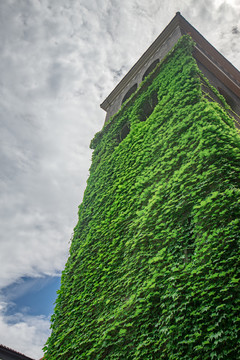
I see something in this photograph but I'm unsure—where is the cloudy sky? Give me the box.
[0,0,239,358]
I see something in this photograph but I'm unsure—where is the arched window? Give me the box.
[142,59,159,81]
[122,84,137,105]
[139,91,158,122]
[118,123,130,142]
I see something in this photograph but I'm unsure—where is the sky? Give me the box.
[0,0,239,358]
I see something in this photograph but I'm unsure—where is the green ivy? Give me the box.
[44,36,240,359]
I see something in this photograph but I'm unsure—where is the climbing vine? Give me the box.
[44,36,240,359]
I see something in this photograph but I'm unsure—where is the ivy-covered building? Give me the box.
[44,13,240,359]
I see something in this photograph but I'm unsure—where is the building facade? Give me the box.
[44,14,240,360]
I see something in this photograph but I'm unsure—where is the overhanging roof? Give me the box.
[0,344,35,360]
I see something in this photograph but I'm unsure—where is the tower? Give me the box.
[44,13,240,359]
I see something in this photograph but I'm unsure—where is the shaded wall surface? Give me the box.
[45,36,240,360]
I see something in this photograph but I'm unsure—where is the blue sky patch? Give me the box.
[2,276,61,318]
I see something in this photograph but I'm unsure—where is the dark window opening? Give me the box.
[184,248,194,263]
[122,84,138,105]
[142,59,159,81]
[117,123,130,143]
[218,87,237,111]
[139,91,158,122]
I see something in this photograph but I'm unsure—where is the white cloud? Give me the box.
[0,0,239,357]
[0,301,50,359]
